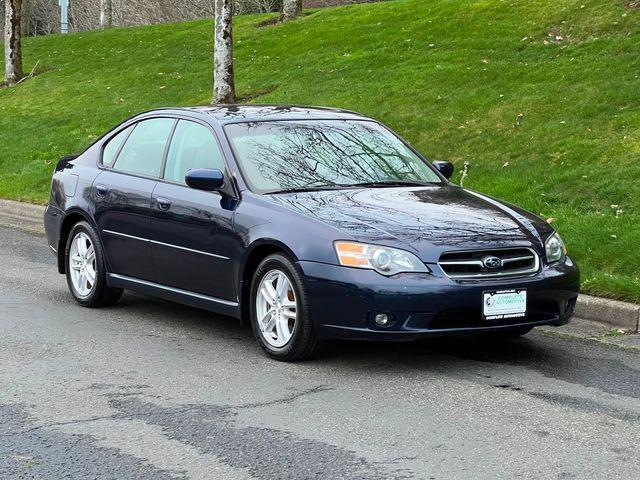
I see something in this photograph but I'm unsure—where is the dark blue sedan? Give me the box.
[44,105,579,361]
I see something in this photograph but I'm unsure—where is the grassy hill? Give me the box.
[1,0,639,302]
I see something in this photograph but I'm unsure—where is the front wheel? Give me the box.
[65,221,123,308]
[250,254,321,361]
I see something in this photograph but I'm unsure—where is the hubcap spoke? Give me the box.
[77,235,87,255]
[275,314,289,341]
[275,274,288,298]
[282,309,296,319]
[85,265,96,284]
[85,245,95,263]
[260,286,276,306]
[261,311,277,333]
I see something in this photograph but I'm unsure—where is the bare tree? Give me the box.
[212,0,235,104]
[99,0,112,28]
[4,0,23,85]
[280,0,301,21]
[21,0,30,35]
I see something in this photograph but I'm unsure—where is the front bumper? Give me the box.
[299,257,580,341]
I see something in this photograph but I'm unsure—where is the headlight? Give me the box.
[545,232,567,263]
[334,241,429,276]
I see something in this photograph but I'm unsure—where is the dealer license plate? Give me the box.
[482,289,527,321]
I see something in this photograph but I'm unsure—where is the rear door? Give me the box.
[93,117,176,280]
[149,119,237,302]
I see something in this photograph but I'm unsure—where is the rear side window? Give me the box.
[163,120,225,184]
[102,125,133,167]
[112,118,175,178]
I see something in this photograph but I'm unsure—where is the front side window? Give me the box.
[225,120,442,193]
[163,120,225,184]
[112,118,175,178]
[102,124,134,167]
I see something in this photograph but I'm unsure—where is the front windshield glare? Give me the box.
[225,120,442,193]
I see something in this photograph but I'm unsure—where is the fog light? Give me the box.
[374,313,392,327]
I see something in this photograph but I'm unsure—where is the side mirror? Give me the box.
[433,160,454,180]
[185,168,225,191]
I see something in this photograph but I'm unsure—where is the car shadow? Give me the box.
[115,291,553,366]
[96,291,640,400]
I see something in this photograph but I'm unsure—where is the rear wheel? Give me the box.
[65,221,123,307]
[250,254,321,361]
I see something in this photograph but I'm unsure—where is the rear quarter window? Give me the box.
[102,125,134,167]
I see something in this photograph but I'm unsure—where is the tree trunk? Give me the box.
[99,0,112,29]
[4,0,23,85]
[212,0,235,104]
[280,0,302,21]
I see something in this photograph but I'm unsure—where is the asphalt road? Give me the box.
[1,225,639,480]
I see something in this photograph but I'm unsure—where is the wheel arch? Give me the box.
[57,209,98,274]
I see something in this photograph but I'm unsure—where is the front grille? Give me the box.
[438,247,539,280]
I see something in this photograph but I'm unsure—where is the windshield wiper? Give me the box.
[266,185,345,194]
[339,180,436,188]
[266,180,436,194]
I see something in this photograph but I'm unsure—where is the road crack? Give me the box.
[232,385,332,410]
[1,387,331,439]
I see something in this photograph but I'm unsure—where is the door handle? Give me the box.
[156,197,171,211]
[95,184,108,196]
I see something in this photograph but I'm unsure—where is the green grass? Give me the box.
[1,0,639,302]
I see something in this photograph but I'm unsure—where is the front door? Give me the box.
[149,119,237,302]
[93,117,175,280]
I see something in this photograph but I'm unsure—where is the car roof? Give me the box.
[144,104,371,125]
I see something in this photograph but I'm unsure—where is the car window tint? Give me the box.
[102,125,134,167]
[163,120,225,184]
[113,118,174,178]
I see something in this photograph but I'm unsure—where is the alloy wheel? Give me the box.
[255,269,298,348]
[68,231,96,298]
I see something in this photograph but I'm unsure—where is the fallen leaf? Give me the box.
[514,113,524,127]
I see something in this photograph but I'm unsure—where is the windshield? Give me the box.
[224,120,443,193]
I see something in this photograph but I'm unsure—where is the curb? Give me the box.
[575,295,639,333]
[1,198,638,333]
[0,199,45,235]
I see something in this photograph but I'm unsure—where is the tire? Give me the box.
[249,253,321,361]
[65,221,123,308]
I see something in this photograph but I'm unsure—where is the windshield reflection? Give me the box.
[225,120,442,193]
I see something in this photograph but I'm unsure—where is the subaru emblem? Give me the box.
[482,255,503,270]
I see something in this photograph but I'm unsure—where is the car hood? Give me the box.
[267,185,553,262]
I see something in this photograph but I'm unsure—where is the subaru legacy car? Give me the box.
[44,105,579,361]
